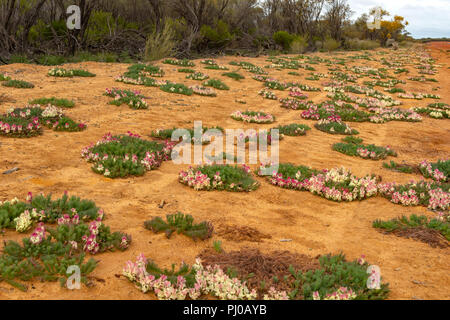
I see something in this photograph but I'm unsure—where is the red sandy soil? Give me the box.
[0,43,448,300]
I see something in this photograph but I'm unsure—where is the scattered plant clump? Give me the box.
[178,68,195,73]
[2,79,34,88]
[419,159,449,182]
[259,164,379,202]
[81,132,175,178]
[222,72,244,81]
[186,72,209,81]
[413,103,449,119]
[190,85,217,97]
[29,97,75,108]
[179,164,259,192]
[115,64,165,86]
[150,126,224,144]
[48,67,96,77]
[231,111,275,124]
[383,161,417,174]
[0,193,131,291]
[258,89,277,100]
[0,105,86,138]
[274,124,311,136]
[160,82,193,96]
[314,116,358,135]
[378,181,449,211]
[163,58,195,67]
[203,79,229,90]
[198,249,389,300]
[373,214,449,248]
[144,213,213,241]
[332,136,397,160]
[104,88,148,109]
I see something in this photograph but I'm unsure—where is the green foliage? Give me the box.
[222,72,244,81]
[314,121,359,135]
[83,134,171,179]
[200,20,233,48]
[373,215,449,241]
[160,82,193,95]
[145,260,197,288]
[290,253,389,300]
[71,69,96,77]
[178,68,196,73]
[163,58,195,67]
[150,126,224,144]
[332,137,397,160]
[0,73,11,81]
[181,164,260,192]
[29,97,75,108]
[346,39,380,51]
[104,88,148,109]
[273,31,296,51]
[1,79,34,88]
[323,38,341,51]
[145,22,176,61]
[383,161,414,174]
[203,79,229,90]
[0,193,99,231]
[420,159,449,181]
[273,124,311,136]
[144,213,213,241]
[213,240,223,253]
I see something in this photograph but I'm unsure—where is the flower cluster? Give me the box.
[379,181,449,211]
[314,118,358,135]
[82,133,175,178]
[419,160,448,182]
[258,88,277,100]
[289,87,308,100]
[179,164,259,192]
[30,223,46,245]
[313,287,357,300]
[48,67,74,77]
[368,107,422,123]
[261,165,378,202]
[123,255,257,300]
[105,88,148,109]
[231,111,275,124]
[186,72,209,81]
[189,85,217,97]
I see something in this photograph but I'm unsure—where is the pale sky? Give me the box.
[347,0,450,38]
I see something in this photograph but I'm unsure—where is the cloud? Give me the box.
[346,0,450,38]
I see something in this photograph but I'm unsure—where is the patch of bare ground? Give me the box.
[199,248,320,298]
[216,224,272,242]
[378,227,449,249]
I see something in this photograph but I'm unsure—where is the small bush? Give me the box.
[179,164,259,192]
[144,213,213,241]
[273,31,295,51]
[290,36,307,53]
[323,38,340,51]
[203,79,229,90]
[29,97,75,108]
[274,124,311,136]
[222,72,244,81]
[160,82,193,96]
[347,39,380,50]
[144,22,175,61]
[2,80,34,88]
